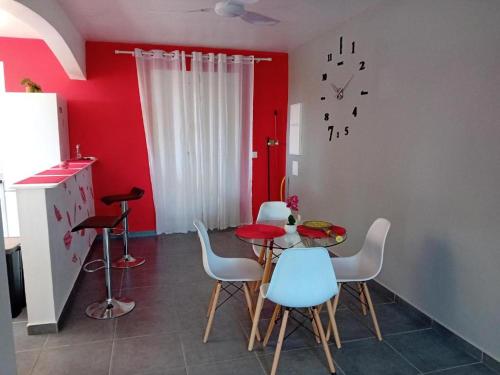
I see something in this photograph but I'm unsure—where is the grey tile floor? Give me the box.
[13,230,498,375]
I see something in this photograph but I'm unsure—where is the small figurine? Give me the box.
[20,78,42,93]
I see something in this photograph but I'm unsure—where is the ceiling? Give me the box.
[54,0,382,52]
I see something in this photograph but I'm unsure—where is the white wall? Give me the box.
[288,0,500,360]
[0,202,17,375]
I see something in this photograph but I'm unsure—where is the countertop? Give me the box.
[12,158,97,189]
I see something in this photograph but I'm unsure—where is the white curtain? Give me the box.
[135,49,254,234]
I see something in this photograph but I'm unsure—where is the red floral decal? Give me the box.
[54,205,62,221]
[71,253,78,263]
[64,231,73,250]
[73,203,77,223]
[78,204,82,211]
[63,182,67,190]
[66,211,72,227]
[79,186,87,203]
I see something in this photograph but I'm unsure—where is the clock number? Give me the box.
[359,61,366,71]
[361,90,368,95]
[322,73,328,81]
[328,126,334,141]
[336,131,340,138]
[339,36,343,55]
[337,61,344,66]
[327,53,332,62]
[352,106,357,117]
[352,41,356,54]
[345,126,349,136]
[320,96,326,101]
[324,113,330,121]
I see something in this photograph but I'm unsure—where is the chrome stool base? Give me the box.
[112,255,146,269]
[85,297,135,320]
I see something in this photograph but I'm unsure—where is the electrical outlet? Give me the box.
[292,161,299,176]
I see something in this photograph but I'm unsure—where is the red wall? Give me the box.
[0,38,288,231]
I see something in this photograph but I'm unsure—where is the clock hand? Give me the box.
[330,82,344,100]
[339,74,354,94]
[330,82,341,94]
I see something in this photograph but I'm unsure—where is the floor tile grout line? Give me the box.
[27,350,42,375]
[338,335,377,345]
[108,336,116,375]
[420,360,483,374]
[179,333,189,375]
[254,350,269,375]
[383,326,433,338]
[383,339,424,374]
[42,338,114,351]
[108,317,118,375]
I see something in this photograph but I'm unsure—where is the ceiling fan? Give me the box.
[183,0,280,26]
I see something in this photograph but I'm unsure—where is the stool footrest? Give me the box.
[83,259,105,273]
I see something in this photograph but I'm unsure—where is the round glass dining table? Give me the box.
[235,220,347,284]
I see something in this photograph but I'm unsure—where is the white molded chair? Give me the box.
[193,220,264,343]
[253,201,291,261]
[248,247,340,375]
[327,218,391,343]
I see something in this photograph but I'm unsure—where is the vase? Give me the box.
[284,224,297,234]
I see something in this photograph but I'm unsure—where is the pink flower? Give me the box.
[286,195,299,211]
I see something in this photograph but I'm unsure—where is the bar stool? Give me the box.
[72,210,136,319]
[101,187,146,269]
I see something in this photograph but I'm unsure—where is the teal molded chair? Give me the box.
[248,247,340,375]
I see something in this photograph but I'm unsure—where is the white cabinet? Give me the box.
[0,93,69,236]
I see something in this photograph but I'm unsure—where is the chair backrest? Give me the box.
[265,247,338,308]
[256,201,291,222]
[355,218,391,279]
[193,219,218,279]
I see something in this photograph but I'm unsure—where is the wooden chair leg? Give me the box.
[358,282,367,316]
[243,282,261,342]
[203,281,221,343]
[206,281,218,318]
[264,304,281,347]
[254,240,268,292]
[362,282,382,341]
[270,309,290,375]
[313,308,336,374]
[262,247,274,284]
[248,292,264,351]
[257,246,266,264]
[308,308,321,344]
[326,299,341,349]
[326,283,342,341]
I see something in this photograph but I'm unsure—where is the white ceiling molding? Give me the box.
[0,0,86,80]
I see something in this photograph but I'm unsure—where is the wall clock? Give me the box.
[321,36,368,141]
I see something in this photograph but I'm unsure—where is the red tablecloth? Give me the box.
[235,224,285,240]
[297,225,347,238]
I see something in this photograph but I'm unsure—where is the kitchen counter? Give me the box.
[12,159,97,334]
[13,159,96,189]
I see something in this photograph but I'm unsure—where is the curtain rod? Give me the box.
[114,49,272,62]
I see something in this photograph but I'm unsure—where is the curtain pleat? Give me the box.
[135,49,254,234]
